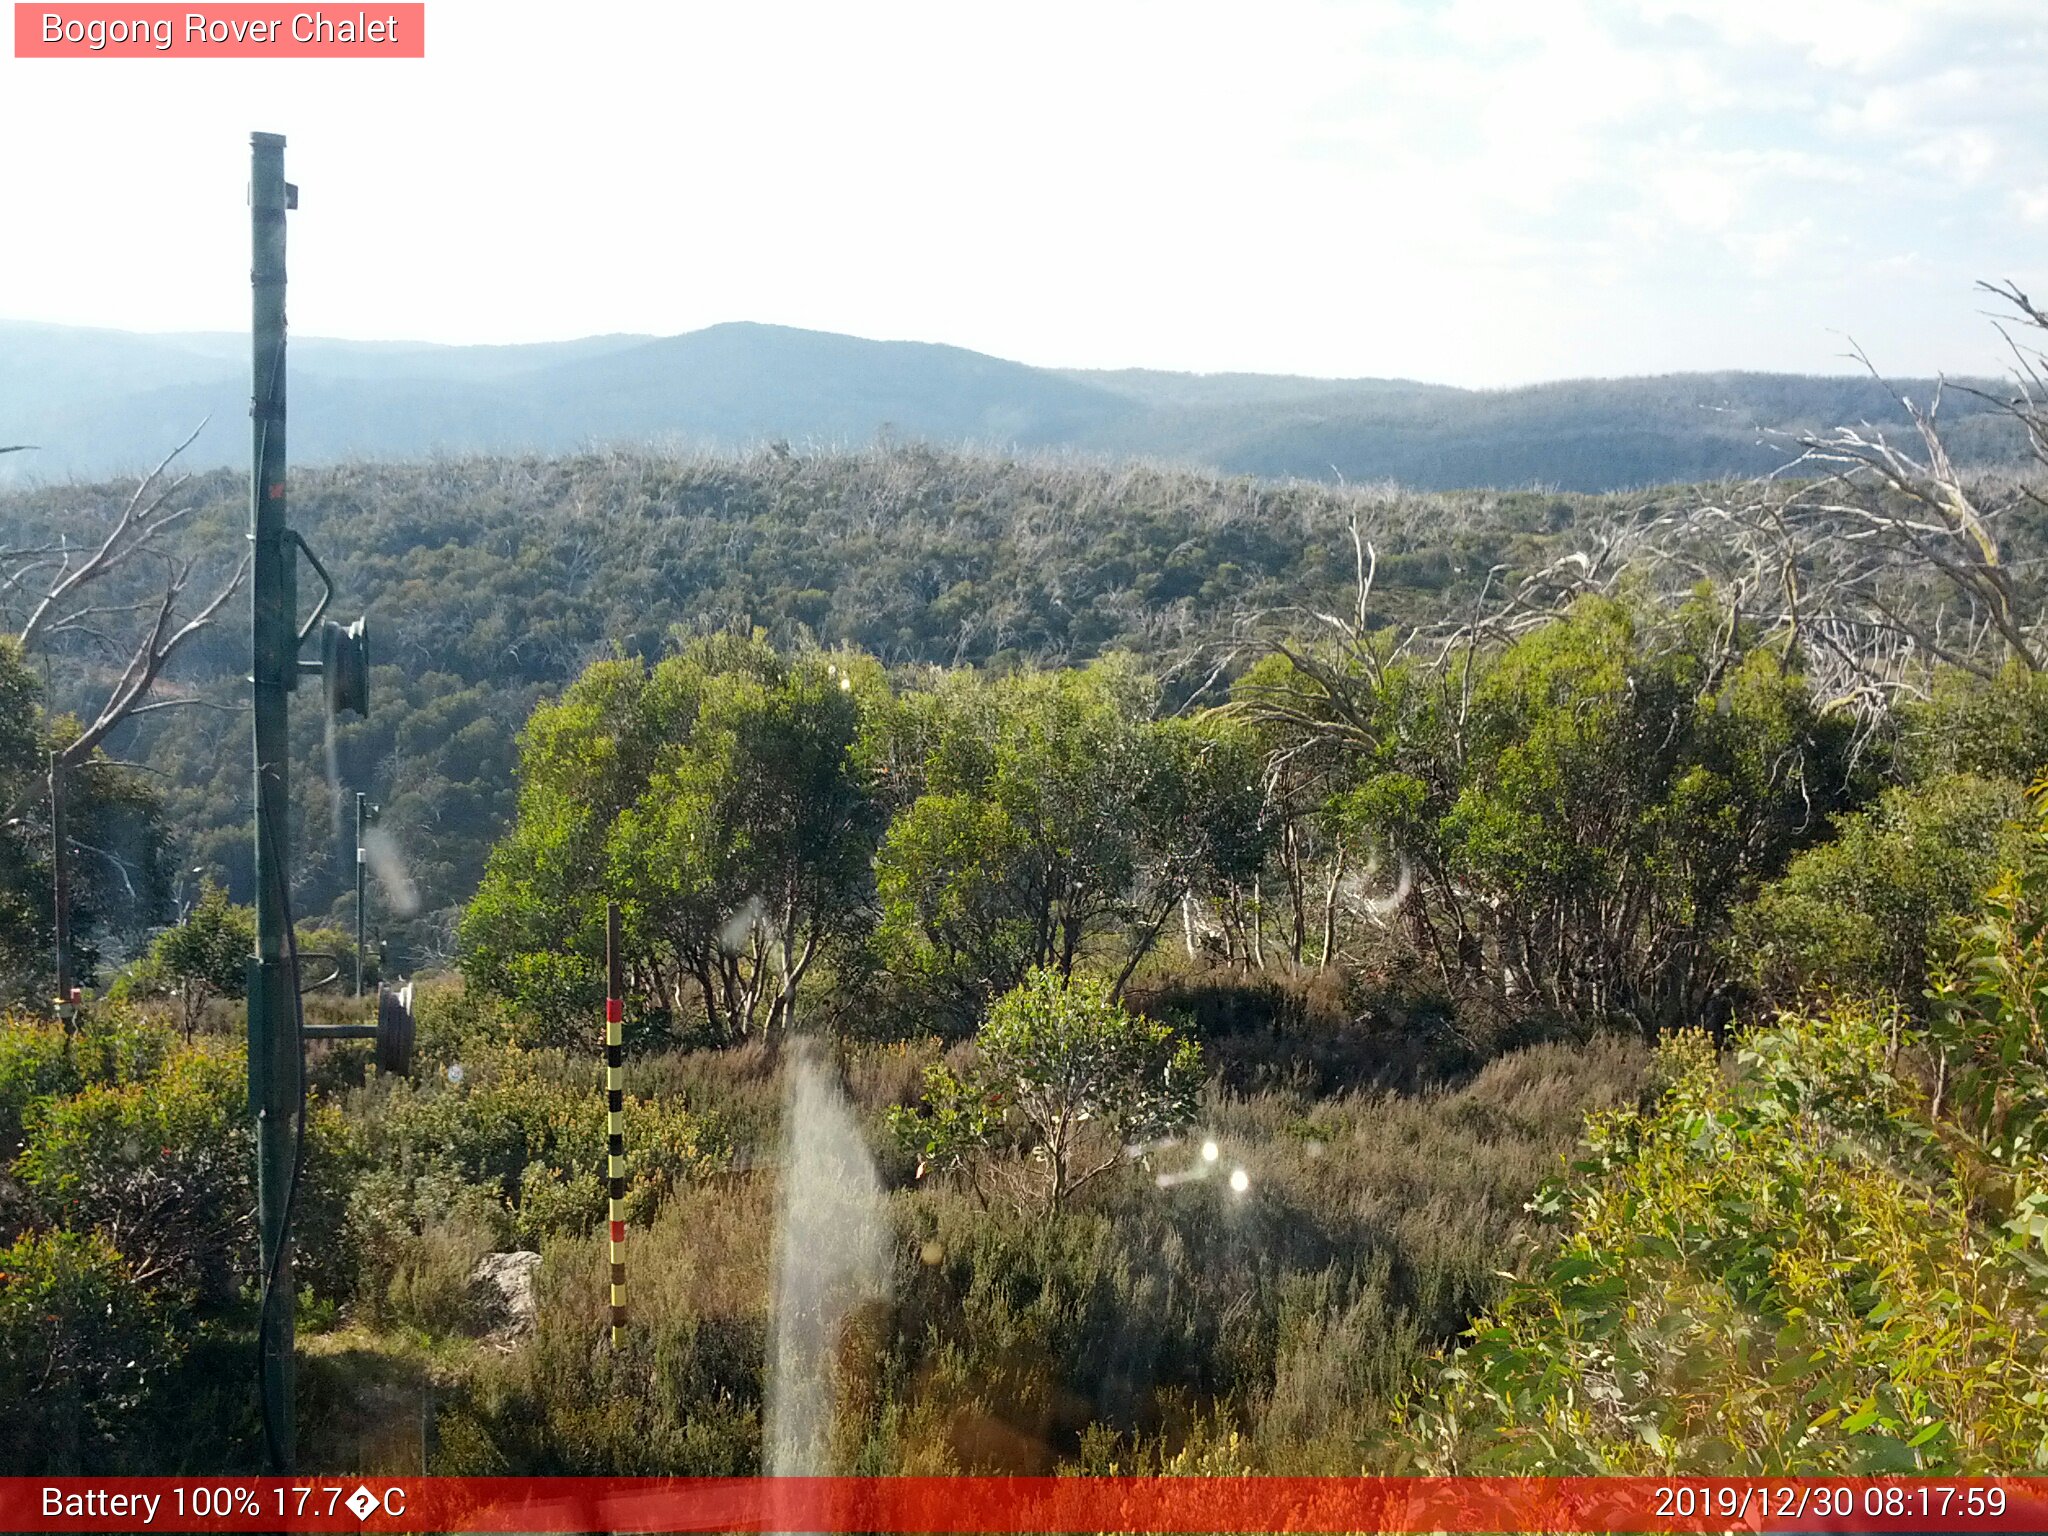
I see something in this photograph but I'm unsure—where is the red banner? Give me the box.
[13,4,425,57]
[5,1476,2048,1533]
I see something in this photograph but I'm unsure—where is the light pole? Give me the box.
[246,130,375,1472]
[48,750,71,1027]
[247,129,297,1472]
[354,792,375,996]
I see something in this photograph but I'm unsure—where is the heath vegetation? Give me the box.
[4,284,2048,1474]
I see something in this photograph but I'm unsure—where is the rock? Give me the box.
[472,1250,542,1341]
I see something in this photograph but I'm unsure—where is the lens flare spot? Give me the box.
[1201,1139,1220,1163]
[1229,1167,1250,1195]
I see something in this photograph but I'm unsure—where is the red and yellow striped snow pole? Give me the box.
[605,901,626,1348]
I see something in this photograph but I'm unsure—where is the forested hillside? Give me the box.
[0,447,1613,967]
[13,477,2048,1474]
[2,317,2029,491]
[7,289,2048,1479]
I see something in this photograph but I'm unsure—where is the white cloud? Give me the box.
[1905,129,2000,184]
[1657,165,1743,231]
[1634,0,1920,73]
[0,0,2041,385]
[1725,220,1817,279]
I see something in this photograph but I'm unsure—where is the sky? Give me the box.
[2,0,2045,387]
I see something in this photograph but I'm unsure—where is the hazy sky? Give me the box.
[3,0,2045,386]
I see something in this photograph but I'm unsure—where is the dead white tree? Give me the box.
[1,426,247,999]
[1635,282,2048,714]
[7,425,248,759]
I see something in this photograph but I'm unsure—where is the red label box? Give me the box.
[13,3,425,57]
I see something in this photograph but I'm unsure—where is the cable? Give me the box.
[254,791,310,1475]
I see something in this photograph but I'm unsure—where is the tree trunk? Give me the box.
[49,751,70,1024]
[1318,849,1346,973]
[1249,878,1266,971]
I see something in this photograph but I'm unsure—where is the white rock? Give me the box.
[472,1250,542,1339]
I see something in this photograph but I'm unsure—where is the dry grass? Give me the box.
[424,1025,1651,1473]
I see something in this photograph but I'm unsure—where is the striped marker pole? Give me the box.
[605,901,626,1348]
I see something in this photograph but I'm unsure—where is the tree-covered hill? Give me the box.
[0,446,1604,965]
[1,317,2027,491]
[1078,369,2032,491]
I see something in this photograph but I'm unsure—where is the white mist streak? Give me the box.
[363,826,420,916]
[766,1043,891,1481]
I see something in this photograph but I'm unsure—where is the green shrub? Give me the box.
[68,1006,177,1086]
[1899,664,2048,785]
[12,1035,356,1306]
[349,1043,721,1215]
[341,1041,722,1324]
[350,1048,594,1208]
[890,968,1202,1218]
[0,1230,177,1473]
[1923,791,2048,1222]
[0,1017,81,1159]
[118,881,253,1041]
[408,975,517,1066]
[1738,773,2026,1010]
[0,1007,174,1157]
[517,1160,603,1243]
[1399,1003,2048,1473]
[15,1049,250,1304]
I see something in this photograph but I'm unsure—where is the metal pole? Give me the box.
[248,128,297,1473]
[49,750,71,1027]
[355,791,366,997]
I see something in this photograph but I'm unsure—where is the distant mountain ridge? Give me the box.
[0,317,2023,492]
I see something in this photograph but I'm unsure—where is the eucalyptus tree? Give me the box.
[461,634,889,1046]
[889,966,1203,1219]
[874,656,1267,1026]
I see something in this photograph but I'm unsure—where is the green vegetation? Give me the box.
[0,446,1613,980]
[0,636,167,1005]
[872,660,1268,1023]
[7,397,2048,1479]
[119,881,254,1040]
[460,635,889,1046]
[426,1027,1653,1477]
[889,968,1204,1218]
[14,603,2048,1475]
[1739,774,2028,1012]
[1237,591,1864,1033]
[0,1228,172,1471]
[1402,795,2048,1472]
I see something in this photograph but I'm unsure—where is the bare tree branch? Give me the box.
[17,418,208,651]
[5,424,248,780]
